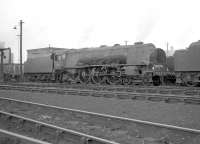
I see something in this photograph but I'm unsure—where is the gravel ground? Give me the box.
[2,99,198,144]
[0,90,200,130]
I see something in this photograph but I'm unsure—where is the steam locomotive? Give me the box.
[24,42,169,85]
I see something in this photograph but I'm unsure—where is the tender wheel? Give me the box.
[163,74,176,85]
[152,75,161,86]
[122,77,132,85]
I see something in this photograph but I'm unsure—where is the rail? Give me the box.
[0,84,200,105]
[0,129,52,144]
[0,110,119,144]
[0,97,199,144]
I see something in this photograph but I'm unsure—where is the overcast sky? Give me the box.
[0,0,200,62]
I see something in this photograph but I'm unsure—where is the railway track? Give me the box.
[1,84,200,105]
[5,82,200,96]
[0,97,199,144]
[0,110,118,144]
[0,128,51,144]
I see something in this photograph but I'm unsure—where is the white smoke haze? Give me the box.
[78,25,95,47]
[0,42,5,48]
[135,9,160,42]
[1,0,200,62]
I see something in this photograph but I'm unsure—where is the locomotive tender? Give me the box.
[24,42,167,85]
[173,40,200,86]
[24,47,67,81]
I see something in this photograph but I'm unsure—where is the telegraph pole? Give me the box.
[0,50,4,82]
[49,45,55,74]
[166,42,169,56]
[19,20,24,81]
[125,40,128,46]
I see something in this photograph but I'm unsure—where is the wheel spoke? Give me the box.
[79,69,91,84]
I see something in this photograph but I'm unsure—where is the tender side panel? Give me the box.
[174,46,200,72]
[24,56,52,73]
[24,48,67,74]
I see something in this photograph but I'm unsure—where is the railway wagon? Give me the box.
[174,40,200,85]
[3,64,23,81]
[0,48,21,81]
[0,48,12,64]
[56,42,167,85]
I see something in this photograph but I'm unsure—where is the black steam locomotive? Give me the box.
[23,42,170,85]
